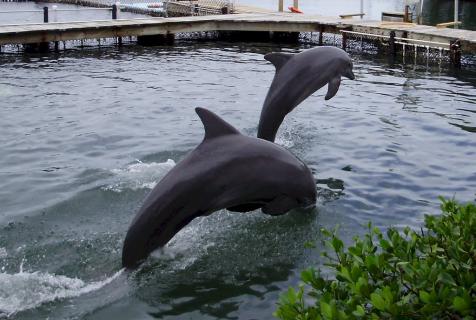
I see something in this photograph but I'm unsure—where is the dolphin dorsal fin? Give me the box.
[264,52,294,71]
[195,107,240,140]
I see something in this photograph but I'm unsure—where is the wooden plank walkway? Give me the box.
[1,12,475,53]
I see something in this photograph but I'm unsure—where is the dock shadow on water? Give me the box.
[0,42,475,319]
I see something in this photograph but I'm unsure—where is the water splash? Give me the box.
[0,248,7,259]
[0,267,123,318]
[102,159,176,192]
[275,125,296,148]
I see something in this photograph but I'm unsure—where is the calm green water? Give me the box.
[0,43,475,319]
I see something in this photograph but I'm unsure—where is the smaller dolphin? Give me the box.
[257,46,355,142]
[122,107,317,269]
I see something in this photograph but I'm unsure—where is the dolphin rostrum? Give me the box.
[122,107,317,269]
[257,46,355,142]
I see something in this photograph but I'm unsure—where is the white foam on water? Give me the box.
[275,124,296,148]
[0,248,7,259]
[275,136,295,148]
[0,267,123,318]
[102,159,176,192]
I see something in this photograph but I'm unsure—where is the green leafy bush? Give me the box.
[275,198,476,319]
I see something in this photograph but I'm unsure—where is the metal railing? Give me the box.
[0,5,118,23]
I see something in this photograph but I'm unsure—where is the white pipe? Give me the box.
[419,0,424,24]
[454,0,458,23]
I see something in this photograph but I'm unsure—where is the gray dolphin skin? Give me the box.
[257,46,355,142]
[122,107,317,269]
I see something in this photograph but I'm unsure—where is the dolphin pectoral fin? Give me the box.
[262,196,299,216]
[227,203,263,213]
[325,77,341,100]
[195,107,240,140]
[264,52,294,71]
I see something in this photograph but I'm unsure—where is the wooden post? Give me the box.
[112,4,118,19]
[43,6,48,23]
[342,31,347,50]
[293,0,298,9]
[388,31,396,56]
[318,25,324,45]
[450,40,461,68]
[278,0,283,12]
[404,5,410,22]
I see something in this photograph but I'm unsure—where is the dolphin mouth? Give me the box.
[345,70,355,80]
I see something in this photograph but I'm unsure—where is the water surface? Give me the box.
[0,43,475,319]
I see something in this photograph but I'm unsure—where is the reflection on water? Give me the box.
[0,43,475,319]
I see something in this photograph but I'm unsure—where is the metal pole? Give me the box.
[293,0,298,9]
[112,4,116,19]
[43,6,48,23]
[360,0,363,19]
[278,0,283,12]
[419,0,424,24]
[454,0,458,25]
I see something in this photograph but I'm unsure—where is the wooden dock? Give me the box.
[1,12,475,56]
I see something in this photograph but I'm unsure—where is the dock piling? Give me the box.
[404,5,410,23]
[389,31,396,56]
[342,31,347,50]
[112,3,118,19]
[450,39,461,68]
[318,25,324,45]
[43,6,48,23]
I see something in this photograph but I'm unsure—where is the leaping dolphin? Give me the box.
[257,46,355,142]
[122,107,317,269]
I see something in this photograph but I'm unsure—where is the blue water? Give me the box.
[0,43,475,319]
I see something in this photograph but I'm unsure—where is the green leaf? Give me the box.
[437,272,457,287]
[453,296,470,313]
[382,286,393,304]
[332,237,344,253]
[301,268,315,284]
[370,293,386,311]
[320,301,333,319]
[419,291,431,304]
[338,266,353,283]
[352,305,365,317]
